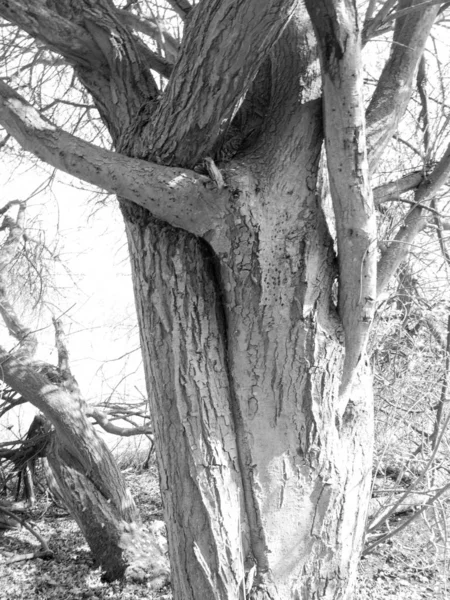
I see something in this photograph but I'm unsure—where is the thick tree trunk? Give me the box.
[123,203,245,598]
[4,1,429,597]
[122,99,374,599]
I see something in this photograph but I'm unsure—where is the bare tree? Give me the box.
[1,1,450,598]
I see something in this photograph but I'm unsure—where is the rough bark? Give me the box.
[366,0,441,170]
[0,0,448,598]
[124,208,245,598]
[305,0,376,405]
[0,351,168,581]
[0,80,229,244]
[122,11,373,598]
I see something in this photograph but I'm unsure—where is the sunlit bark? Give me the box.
[0,0,449,598]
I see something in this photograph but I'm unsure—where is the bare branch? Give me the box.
[0,346,122,505]
[364,0,398,41]
[87,408,152,437]
[306,0,377,405]
[0,202,38,357]
[377,141,450,296]
[0,0,160,137]
[0,0,104,69]
[0,505,52,555]
[416,55,431,155]
[0,80,231,251]
[374,171,425,205]
[0,133,10,149]
[364,0,446,41]
[165,0,192,20]
[384,0,447,24]
[115,8,179,61]
[134,39,174,79]
[366,0,441,171]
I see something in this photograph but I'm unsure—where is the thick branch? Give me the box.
[306,0,377,405]
[0,0,160,138]
[134,40,174,79]
[0,80,230,250]
[166,0,192,20]
[0,347,132,513]
[373,171,425,205]
[0,0,104,69]
[146,0,299,167]
[377,141,450,296]
[366,0,440,170]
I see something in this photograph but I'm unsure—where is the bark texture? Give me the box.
[0,353,168,582]
[0,0,447,598]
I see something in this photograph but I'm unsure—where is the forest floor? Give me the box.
[0,463,448,600]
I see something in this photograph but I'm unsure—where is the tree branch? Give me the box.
[0,505,52,555]
[0,202,38,358]
[0,346,123,506]
[0,0,161,138]
[0,0,104,69]
[0,80,230,251]
[145,0,299,167]
[366,0,440,171]
[306,0,377,405]
[165,0,192,20]
[133,40,174,79]
[87,408,152,437]
[377,141,450,296]
[373,171,425,205]
[114,8,179,62]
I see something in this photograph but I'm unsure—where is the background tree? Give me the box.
[0,189,166,582]
[0,1,450,599]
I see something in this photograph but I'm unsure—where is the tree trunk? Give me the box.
[123,203,246,597]
[45,433,167,584]
[0,357,168,583]
[3,1,440,598]
[122,89,374,600]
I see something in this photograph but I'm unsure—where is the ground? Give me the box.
[0,463,448,599]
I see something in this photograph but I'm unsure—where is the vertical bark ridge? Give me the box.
[122,202,245,600]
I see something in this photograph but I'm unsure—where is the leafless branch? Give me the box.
[115,8,179,61]
[165,0,192,20]
[0,505,52,556]
[377,141,450,296]
[87,408,152,437]
[0,79,230,249]
[366,1,441,170]
[374,171,425,204]
[0,201,38,357]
